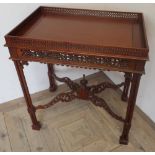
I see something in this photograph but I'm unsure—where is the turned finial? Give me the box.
[80,74,88,86]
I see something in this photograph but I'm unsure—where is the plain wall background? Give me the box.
[0,3,155,123]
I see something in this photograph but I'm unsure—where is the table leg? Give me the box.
[14,60,41,130]
[119,73,142,144]
[121,72,132,101]
[47,64,57,92]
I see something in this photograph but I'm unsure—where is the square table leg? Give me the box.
[120,73,142,144]
[14,60,41,130]
[47,64,57,92]
[121,72,132,102]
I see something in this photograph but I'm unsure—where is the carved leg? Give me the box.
[47,64,57,92]
[121,72,132,102]
[14,61,41,130]
[119,73,142,144]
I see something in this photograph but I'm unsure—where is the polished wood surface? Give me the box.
[5,7,148,60]
[4,6,149,145]
[15,15,144,48]
[5,7,149,74]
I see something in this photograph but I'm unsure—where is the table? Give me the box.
[5,6,149,145]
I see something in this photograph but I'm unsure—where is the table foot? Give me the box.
[49,85,57,92]
[119,135,128,145]
[121,96,128,102]
[32,121,41,130]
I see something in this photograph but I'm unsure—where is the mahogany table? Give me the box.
[5,6,149,145]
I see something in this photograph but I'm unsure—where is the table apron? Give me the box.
[8,48,145,74]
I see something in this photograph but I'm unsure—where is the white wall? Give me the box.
[0,4,155,123]
[0,3,97,104]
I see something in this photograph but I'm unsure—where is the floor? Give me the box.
[0,72,155,152]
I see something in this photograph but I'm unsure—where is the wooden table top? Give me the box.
[15,14,143,49]
[5,6,149,73]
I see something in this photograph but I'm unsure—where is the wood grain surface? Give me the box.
[0,72,155,152]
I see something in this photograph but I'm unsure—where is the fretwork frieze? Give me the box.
[21,49,128,68]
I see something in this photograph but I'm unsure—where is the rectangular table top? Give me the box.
[5,7,149,59]
[5,6,149,74]
[14,13,143,49]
